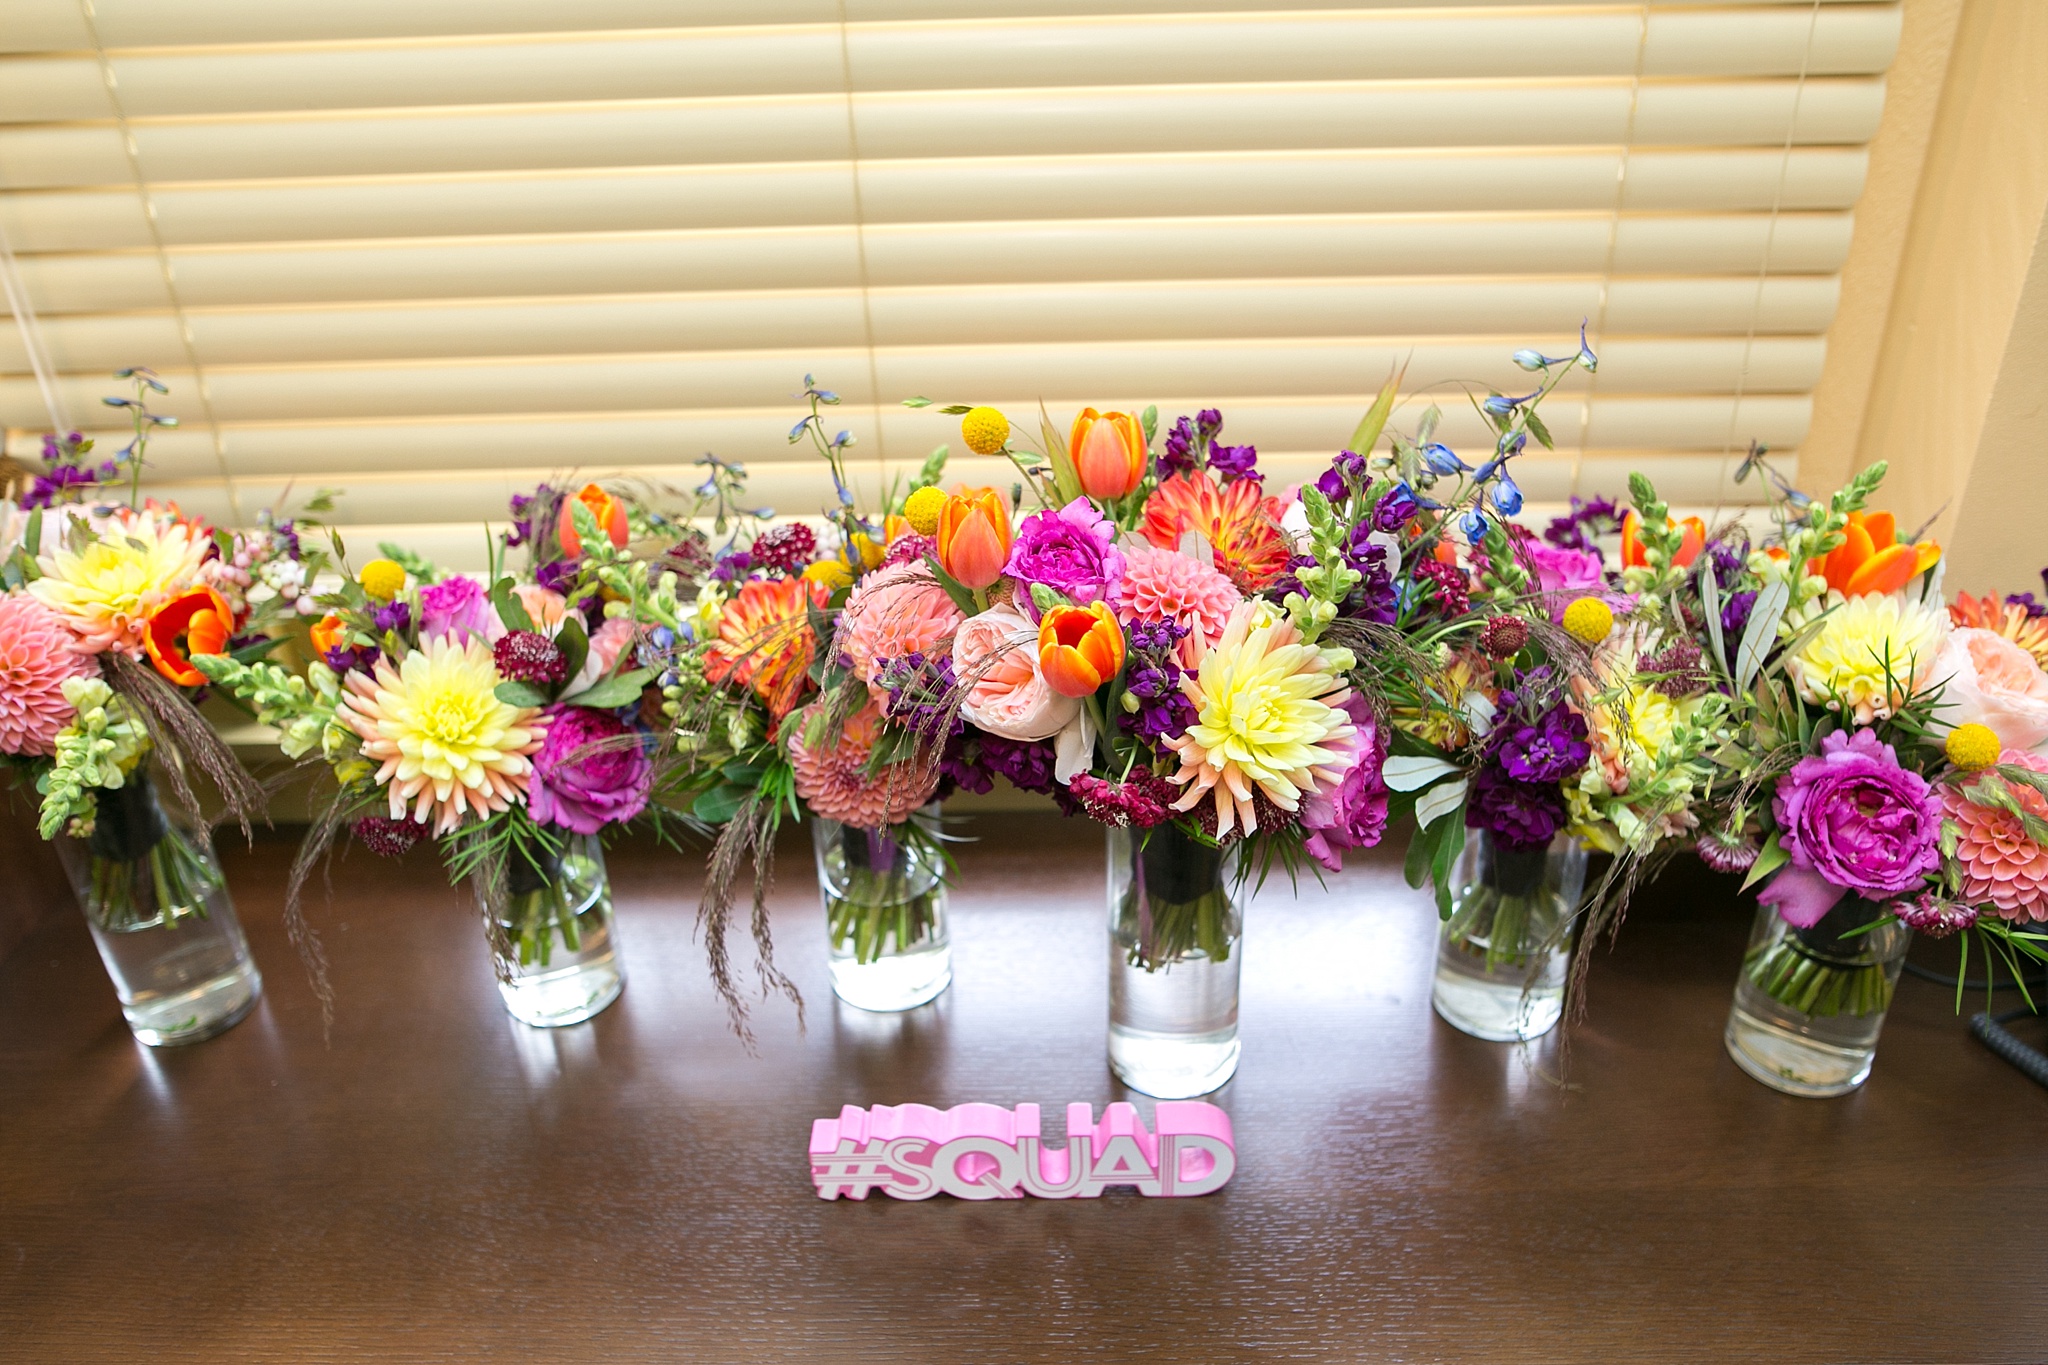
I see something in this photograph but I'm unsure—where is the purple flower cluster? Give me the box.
[1719,589,1758,642]
[2008,590,2046,620]
[940,732,1062,799]
[21,432,122,510]
[1542,494,1620,556]
[711,550,753,583]
[1341,530,1398,626]
[1371,482,1422,531]
[1208,443,1261,484]
[1313,450,1369,501]
[1159,409,1223,481]
[750,522,817,576]
[505,484,556,550]
[1119,618,1198,743]
[372,599,411,635]
[876,651,963,745]
[1492,703,1591,785]
[1467,763,1569,852]
[1411,556,1470,618]
[529,704,652,836]
[321,642,381,675]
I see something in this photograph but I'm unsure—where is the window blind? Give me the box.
[1,1,1899,567]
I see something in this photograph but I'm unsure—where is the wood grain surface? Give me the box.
[2,813,2043,1364]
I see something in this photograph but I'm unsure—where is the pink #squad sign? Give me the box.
[809,1100,1236,1201]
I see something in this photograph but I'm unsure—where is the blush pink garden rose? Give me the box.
[951,604,1079,743]
[1927,626,2048,753]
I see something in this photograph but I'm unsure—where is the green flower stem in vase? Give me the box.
[55,768,262,1047]
[812,805,951,1012]
[1726,895,1910,1098]
[1431,830,1587,1042]
[1107,823,1242,1099]
[491,833,623,1028]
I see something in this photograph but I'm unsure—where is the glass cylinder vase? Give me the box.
[1107,823,1242,1098]
[812,805,951,1012]
[494,834,624,1027]
[1724,897,1910,1097]
[1431,829,1588,1042]
[55,769,263,1047]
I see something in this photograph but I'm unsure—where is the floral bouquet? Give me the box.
[0,372,292,924]
[1619,452,2047,1089]
[197,482,671,1024]
[653,381,960,1021]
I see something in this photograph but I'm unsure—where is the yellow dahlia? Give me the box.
[1164,600,1357,838]
[338,634,546,835]
[1785,591,1948,724]
[28,509,209,655]
[1951,591,2048,669]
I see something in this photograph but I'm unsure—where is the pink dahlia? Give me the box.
[0,595,95,756]
[1118,542,1241,664]
[1942,748,2048,922]
[836,564,965,704]
[789,701,938,829]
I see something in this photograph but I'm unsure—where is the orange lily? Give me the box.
[1069,408,1147,501]
[557,482,630,557]
[1620,510,1706,570]
[144,586,236,687]
[1038,601,1124,698]
[1815,510,1938,597]
[936,489,1013,591]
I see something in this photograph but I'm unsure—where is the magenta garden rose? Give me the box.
[1002,497,1125,618]
[1758,728,1942,927]
[528,704,653,836]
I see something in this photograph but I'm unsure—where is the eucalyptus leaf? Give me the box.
[1700,556,1728,676]
[692,784,747,826]
[1735,577,1790,693]
[560,668,653,710]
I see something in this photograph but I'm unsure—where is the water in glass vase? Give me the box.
[1431,831,1587,1042]
[494,836,623,1028]
[1107,825,1242,1098]
[813,809,950,1013]
[59,775,262,1046]
[1724,898,1909,1097]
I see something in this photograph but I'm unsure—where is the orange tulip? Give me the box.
[936,489,1013,591]
[1069,408,1147,501]
[1817,509,1937,597]
[1620,510,1706,570]
[557,482,630,557]
[145,586,236,687]
[1038,601,1124,698]
[308,613,348,658]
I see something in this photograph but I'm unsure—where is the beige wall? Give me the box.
[1808,0,2048,592]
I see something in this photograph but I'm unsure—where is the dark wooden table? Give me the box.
[3,813,2044,1363]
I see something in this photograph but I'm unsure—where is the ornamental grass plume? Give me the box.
[788,700,938,828]
[27,508,208,655]
[1785,591,1948,724]
[1163,599,1358,838]
[1941,748,2048,922]
[338,633,547,835]
[0,595,95,757]
[1140,470,1289,593]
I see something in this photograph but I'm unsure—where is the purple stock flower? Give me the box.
[1159,416,1201,481]
[1467,763,1568,852]
[1372,483,1421,532]
[371,599,411,635]
[1208,443,1260,484]
[1761,728,1943,927]
[322,643,381,675]
[711,550,754,583]
[534,557,581,596]
[973,733,1061,795]
[1720,589,1757,642]
[1004,497,1125,618]
[528,705,652,836]
[1543,495,1619,555]
[1494,704,1591,785]
[419,575,495,642]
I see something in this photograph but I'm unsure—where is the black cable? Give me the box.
[1971,1010,2048,1091]
[1901,959,2047,990]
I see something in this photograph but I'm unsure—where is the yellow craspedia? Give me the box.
[1562,596,1614,645]
[960,406,1010,456]
[1945,723,2002,772]
[802,560,854,591]
[903,485,947,536]
[358,558,407,602]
